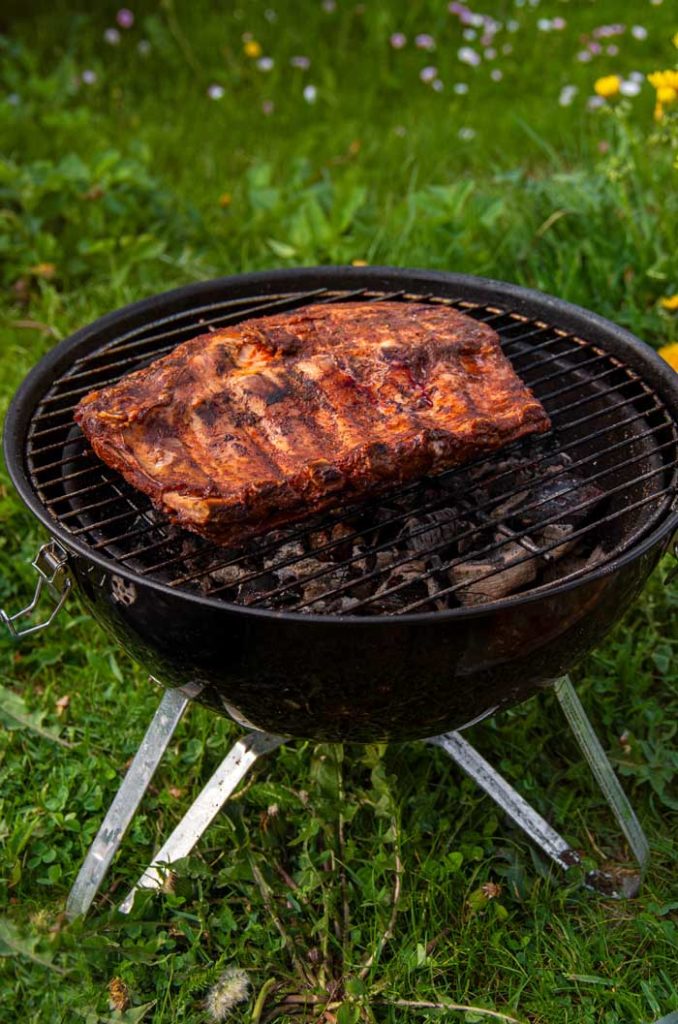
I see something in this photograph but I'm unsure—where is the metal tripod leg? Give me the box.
[120,730,284,914]
[554,675,650,895]
[66,686,190,919]
[429,676,649,897]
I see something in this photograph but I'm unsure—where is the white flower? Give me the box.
[502,43,513,54]
[576,50,592,62]
[628,70,644,83]
[415,33,436,51]
[453,82,469,94]
[104,27,121,45]
[620,79,641,96]
[256,56,274,71]
[458,126,476,141]
[137,39,151,55]
[606,44,619,56]
[205,968,250,1022]
[490,68,503,81]
[537,18,552,31]
[432,78,444,91]
[458,46,481,66]
[558,84,578,106]
[6,93,21,105]
[264,8,277,22]
[507,19,520,32]
[587,95,605,110]
[303,84,317,103]
[484,47,496,59]
[420,65,438,83]
[81,69,97,85]
[207,84,225,100]
[290,55,311,69]
[463,28,477,40]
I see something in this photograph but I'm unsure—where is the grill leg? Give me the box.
[119,730,284,914]
[66,685,190,920]
[429,676,649,897]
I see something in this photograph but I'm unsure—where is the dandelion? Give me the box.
[104,27,121,45]
[81,69,97,85]
[674,31,678,48]
[453,82,469,94]
[657,343,678,372]
[352,259,368,266]
[207,84,225,100]
[244,39,262,58]
[420,66,438,83]
[256,56,274,71]
[303,84,317,103]
[458,46,481,66]
[559,84,578,106]
[205,968,250,1023]
[415,34,436,51]
[648,70,678,118]
[631,25,648,40]
[594,74,621,98]
[116,8,134,28]
[390,33,407,49]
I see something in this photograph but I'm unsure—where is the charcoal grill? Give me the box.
[2,267,676,920]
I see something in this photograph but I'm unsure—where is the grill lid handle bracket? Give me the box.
[0,541,71,639]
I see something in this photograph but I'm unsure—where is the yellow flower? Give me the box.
[244,40,262,58]
[29,262,57,278]
[594,74,621,98]
[657,343,678,373]
[351,259,368,266]
[673,31,678,49]
[648,70,678,91]
[218,192,232,208]
[655,102,665,122]
[657,85,677,104]
[660,294,678,311]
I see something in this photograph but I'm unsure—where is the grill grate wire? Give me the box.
[24,288,678,616]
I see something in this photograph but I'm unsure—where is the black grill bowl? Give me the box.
[4,268,677,741]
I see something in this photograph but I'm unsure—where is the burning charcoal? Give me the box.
[449,541,537,606]
[402,508,458,553]
[237,572,280,604]
[508,473,605,529]
[209,562,248,587]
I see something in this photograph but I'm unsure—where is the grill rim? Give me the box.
[4,265,678,625]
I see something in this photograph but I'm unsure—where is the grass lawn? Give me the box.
[1,2,677,1022]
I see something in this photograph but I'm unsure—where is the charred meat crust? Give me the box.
[74,302,551,547]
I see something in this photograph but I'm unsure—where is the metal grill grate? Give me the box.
[24,288,678,616]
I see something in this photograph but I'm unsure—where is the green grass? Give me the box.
[1,2,677,1022]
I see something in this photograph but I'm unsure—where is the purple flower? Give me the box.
[415,33,435,51]
[606,44,619,56]
[490,68,503,81]
[390,32,407,49]
[577,51,592,62]
[484,47,496,60]
[448,2,466,13]
[552,17,566,30]
[81,69,97,85]
[432,78,444,92]
[262,99,275,114]
[631,25,647,40]
[588,42,602,54]
[104,27,121,45]
[458,46,481,66]
[116,8,134,29]
[207,83,225,100]
[290,55,311,69]
[420,65,438,83]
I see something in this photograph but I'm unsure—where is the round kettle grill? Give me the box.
[2,267,676,919]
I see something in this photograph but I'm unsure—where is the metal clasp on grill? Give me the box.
[0,541,71,639]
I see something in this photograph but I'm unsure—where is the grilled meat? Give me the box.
[74,302,551,547]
